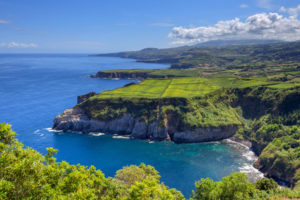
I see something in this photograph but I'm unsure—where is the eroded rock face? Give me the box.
[53,108,237,143]
[173,126,238,143]
[77,92,97,104]
[253,159,294,187]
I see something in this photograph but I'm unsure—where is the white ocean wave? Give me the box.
[34,129,40,134]
[112,135,130,139]
[224,139,264,182]
[242,150,257,162]
[44,128,63,133]
[89,132,105,136]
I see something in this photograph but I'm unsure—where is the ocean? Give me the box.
[0,54,262,197]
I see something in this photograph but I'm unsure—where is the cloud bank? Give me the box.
[169,12,300,45]
[280,4,300,17]
[0,42,38,48]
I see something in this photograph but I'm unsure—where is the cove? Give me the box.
[0,54,261,197]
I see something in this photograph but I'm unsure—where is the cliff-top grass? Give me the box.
[90,77,286,99]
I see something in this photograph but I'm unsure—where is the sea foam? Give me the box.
[223,139,264,182]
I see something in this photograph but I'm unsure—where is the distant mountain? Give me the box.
[194,39,284,47]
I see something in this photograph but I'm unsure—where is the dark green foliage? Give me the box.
[256,178,278,192]
[256,133,300,188]
[191,172,300,200]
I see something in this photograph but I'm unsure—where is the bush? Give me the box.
[256,178,278,192]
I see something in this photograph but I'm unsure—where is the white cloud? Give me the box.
[0,42,38,48]
[280,4,300,17]
[240,4,248,8]
[0,19,11,24]
[169,12,300,45]
[150,23,174,27]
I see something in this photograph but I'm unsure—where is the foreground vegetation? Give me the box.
[1,122,299,199]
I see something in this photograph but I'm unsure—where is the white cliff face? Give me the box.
[53,108,237,143]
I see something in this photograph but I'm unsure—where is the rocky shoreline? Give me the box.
[52,108,266,183]
[53,107,295,187]
[53,107,238,143]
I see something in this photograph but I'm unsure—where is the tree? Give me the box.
[256,178,278,192]
[129,179,184,200]
[192,178,217,200]
[192,173,258,200]
[114,163,160,187]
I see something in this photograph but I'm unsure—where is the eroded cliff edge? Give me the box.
[53,93,240,143]
[53,107,238,143]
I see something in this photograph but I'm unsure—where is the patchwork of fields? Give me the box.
[92,77,282,99]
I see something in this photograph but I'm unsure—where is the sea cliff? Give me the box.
[53,107,238,143]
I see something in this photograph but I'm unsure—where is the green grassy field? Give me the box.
[91,77,282,99]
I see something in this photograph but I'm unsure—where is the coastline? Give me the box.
[48,124,265,183]
[224,138,264,183]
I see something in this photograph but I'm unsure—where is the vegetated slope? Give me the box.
[1,122,299,199]
[93,40,300,69]
[93,41,300,81]
[194,39,283,47]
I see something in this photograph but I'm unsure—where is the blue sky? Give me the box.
[0,0,299,53]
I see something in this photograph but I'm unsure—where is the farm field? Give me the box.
[91,77,283,99]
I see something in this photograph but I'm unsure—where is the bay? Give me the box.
[0,54,261,197]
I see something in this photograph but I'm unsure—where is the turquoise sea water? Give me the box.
[0,54,262,197]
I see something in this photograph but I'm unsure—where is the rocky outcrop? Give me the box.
[172,126,238,143]
[53,108,237,143]
[77,92,97,104]
[253,159,294,187]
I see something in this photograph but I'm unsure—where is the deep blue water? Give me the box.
[0,54,261,197]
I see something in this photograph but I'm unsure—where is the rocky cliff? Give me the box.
[53,107,238,143]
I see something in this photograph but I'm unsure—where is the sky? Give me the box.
[0,0,300,53]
